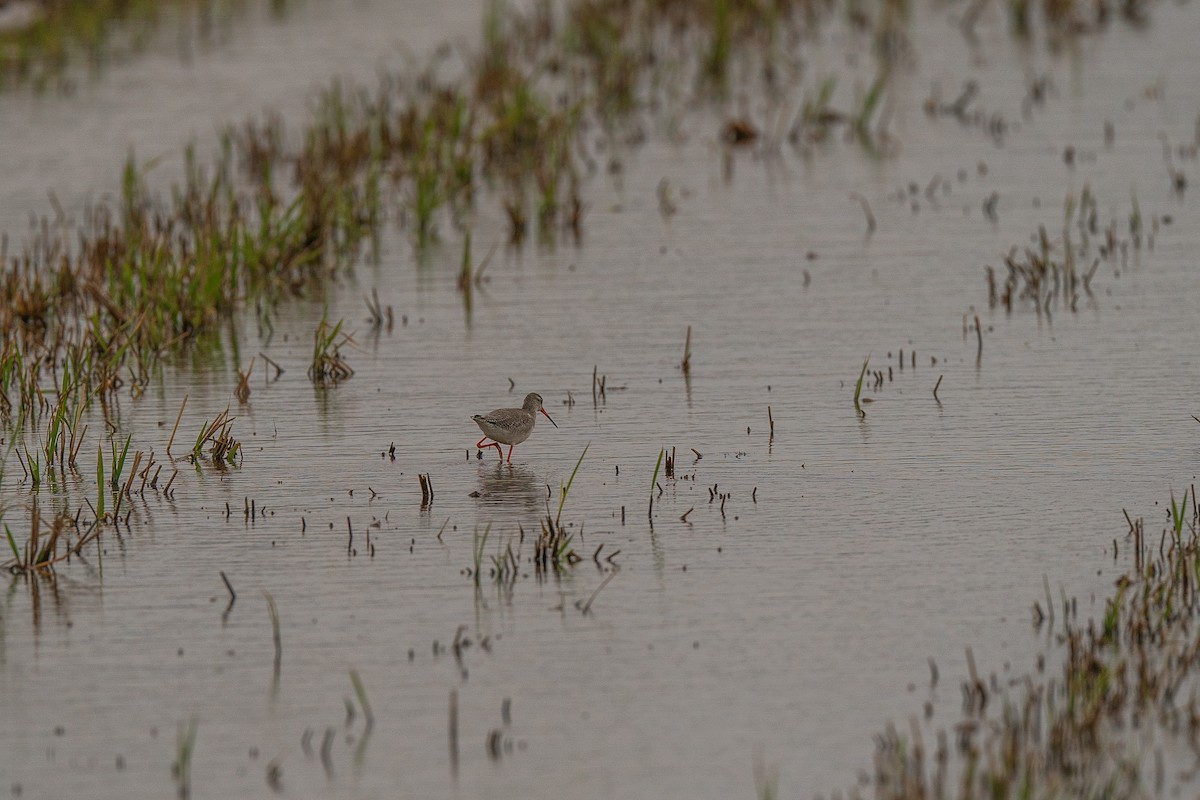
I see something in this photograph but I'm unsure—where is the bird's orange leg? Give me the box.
[475,436,503,460]
[506,444,514,463]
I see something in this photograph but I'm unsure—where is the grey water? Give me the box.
[3,1,1200,798]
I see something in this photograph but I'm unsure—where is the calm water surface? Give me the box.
[3,1,1200,798]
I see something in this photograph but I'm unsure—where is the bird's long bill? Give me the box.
[540,407,559,428]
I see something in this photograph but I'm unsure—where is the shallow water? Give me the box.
[3,1,1200,798]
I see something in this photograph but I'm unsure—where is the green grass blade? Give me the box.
[649,447,664,518]
[1170,489,1185,537]
[111,434,131,489]
[350,668,374,728]
[556,442,590,525]
[96,442,105,517]
[856,72,886,133]
[4,524,19,562]
[853,356,870,418]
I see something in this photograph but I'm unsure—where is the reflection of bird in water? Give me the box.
[473,392,558,463]
[473,462,544,515]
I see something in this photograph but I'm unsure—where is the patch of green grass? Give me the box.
[191,407,241,464]
[0,0,177,92]
[308,312,354,385]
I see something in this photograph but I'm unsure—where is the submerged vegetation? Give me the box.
[0,0,271,93]
[985,186,1165,317]
[465,445,597,589]
[868,487,1200,799]
[307,313,354,385]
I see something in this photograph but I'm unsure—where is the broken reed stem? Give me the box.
[234,357,254,402]
[767,405,774,435]
[220,571,236,603]
[681,325,692,373]
[121,450,143,498]
[166,394,187,457]
[259,352,284,381]
[975,314,983,361]
[933,374,943,402]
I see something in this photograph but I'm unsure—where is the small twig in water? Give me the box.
[220,571,236,602]
[983,191,999,222]
[850,192,876,235]
[581,570,618,615]
[220,570,236,624]
[258,352,285,382]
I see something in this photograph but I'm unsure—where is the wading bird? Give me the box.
[472,392,558,463]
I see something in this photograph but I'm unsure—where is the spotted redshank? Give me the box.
[473,392,558,462]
